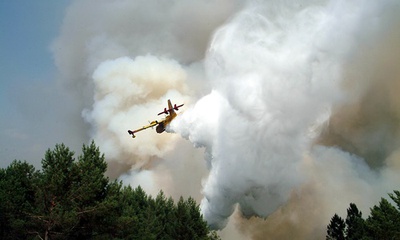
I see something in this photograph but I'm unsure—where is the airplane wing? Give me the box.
[128,120,158,138]
[173,103,184,110]
[158,99,184,115]
[158,108,168,116]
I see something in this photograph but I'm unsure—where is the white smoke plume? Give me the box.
[172,0,347,229]
[52,0,400,239]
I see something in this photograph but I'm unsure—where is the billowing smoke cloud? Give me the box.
[53,0,400,239]
[173,0,346,229]
[52,0,243,108]
[50,0,254,209]
[173,0,400,236]
[82,55,190,175]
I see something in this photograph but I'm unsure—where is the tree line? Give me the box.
[0,142,220,240]
[326,191,400,240]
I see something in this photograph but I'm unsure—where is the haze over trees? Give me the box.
[0,142,220,240]
[326,191,400,240]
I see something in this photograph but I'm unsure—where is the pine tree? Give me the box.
[345,203,366,240]
[33,143,78,239]
[1,142,221,239]
[327,191,400,240]
[366,198,400,240]
[69,141,111,238]
[388,190,400,211]
[0,161,38,239]
[153,191,176,239]
[327,214,345,240]
[31,142,115,239]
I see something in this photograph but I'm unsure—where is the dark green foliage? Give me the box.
[366,198,400,240]
[389,190,400,210]
[28,142,112,239]
[113,187,219,240]
[173,196,210,240]
[0,141,219,240]
[0,160,38,239]
[345,203,366,240]
[327,192,400,240]
[327,214,346,240]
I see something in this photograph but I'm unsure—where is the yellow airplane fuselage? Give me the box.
[128,99,183,138]
[156,110,177,133]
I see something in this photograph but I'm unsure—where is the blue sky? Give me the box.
[0,1,71,167]
[0,1,69,85]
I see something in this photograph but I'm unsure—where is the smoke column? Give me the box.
[52,0,400,239]
[173,0,345,230]
[172,0,400,237]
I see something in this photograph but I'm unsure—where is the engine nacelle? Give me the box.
[156,122,165,133]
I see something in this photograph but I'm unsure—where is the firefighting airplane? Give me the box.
[127,99,184,138]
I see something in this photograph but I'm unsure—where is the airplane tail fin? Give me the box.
[168,99,173,110]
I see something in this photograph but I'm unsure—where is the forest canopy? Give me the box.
[326,191,400,240]
[0,141,220,240]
